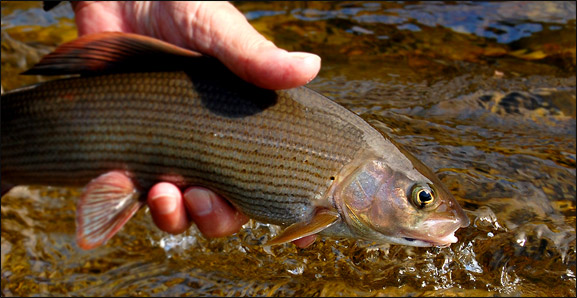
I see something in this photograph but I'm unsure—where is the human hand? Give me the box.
[71,1,321,248]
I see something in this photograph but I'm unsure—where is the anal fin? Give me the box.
[76,171,144,250]
[266,208,340,246]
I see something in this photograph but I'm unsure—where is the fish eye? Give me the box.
[410,184,436,209]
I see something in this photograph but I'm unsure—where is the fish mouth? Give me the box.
[401,233,459,247]
[398,216,466,247]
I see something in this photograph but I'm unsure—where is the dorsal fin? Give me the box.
[22,32,213,75]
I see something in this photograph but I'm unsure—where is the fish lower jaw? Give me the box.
[401,233,459,247]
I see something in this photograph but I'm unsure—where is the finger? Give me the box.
[183,187,249,238]
[158,2,321,90]
[196,2,321,90]
[72,1,131,36]
[147,182,191,234]
[227,47,322,91]
[73,1,321,89]
[292,235,317,248]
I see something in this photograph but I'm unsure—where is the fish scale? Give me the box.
[2,71,367,225]
[2,32,469,249]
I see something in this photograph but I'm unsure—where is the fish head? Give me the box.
[334,150,470,247]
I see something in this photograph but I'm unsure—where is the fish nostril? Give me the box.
[403,237,415,242]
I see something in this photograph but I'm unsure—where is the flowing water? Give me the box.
[1,1,575,296]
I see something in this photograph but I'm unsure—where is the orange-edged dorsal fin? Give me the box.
[22,32,209,76]
[265,208,340,246]
[76,171,145,250]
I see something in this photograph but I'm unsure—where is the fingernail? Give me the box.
[149,194,177,215]
[287,52,321,84]
[287,52,321,64]
[184,188,213,216]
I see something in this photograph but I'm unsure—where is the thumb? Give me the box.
[180,2,321,90]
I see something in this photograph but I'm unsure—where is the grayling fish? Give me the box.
[1,32,469,249]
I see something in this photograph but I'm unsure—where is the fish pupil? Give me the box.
[419,190,432,204]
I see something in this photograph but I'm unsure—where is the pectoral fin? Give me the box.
[76,171,145,250]
[266,208,340,246]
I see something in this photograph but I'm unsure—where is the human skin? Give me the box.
[71,1,321,248]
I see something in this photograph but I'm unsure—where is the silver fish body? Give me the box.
[2,71,367,226]
[1,32,469,249]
